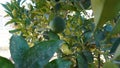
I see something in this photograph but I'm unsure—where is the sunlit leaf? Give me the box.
[60,44,73,55]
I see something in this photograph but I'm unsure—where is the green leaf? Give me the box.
[76,53,88,68]
[43,30,59,40]
[111,19,120,35]
[45,58,72,68]
[103,61,118,68]
[18,0,26,5]
[1,3,12,12]
[83,50,93,63]
[91,0,120,29]
[5,10,13,18]
[81,0,91,9]
[113,44,120,60]
[9,29,21,33]
[110,38,120,54]
[0,56,14,68]
[5,19,22,26]
[10,35,29,68]
[23,40,64,68]
[94,30,105,47]
[25,18,31,26]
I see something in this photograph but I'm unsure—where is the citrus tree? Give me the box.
[1,0,120,68]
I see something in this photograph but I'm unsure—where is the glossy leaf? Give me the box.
[91,0,120,29]
[10,35,29,68]
[23,40,64,68]
[44,58,72,68]
[0,56,14,68]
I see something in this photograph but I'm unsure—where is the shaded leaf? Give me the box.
[103,61,118,68]
[111,19,120,35]
[94,30,105,47]
[76,53,88,68]
[43,30,59,40]
[54,3,61,12]
[110,38,120,54]
[0,56,14,68]
[25,18,31,26]
[45,58,72,68]
[10,35,29,68]
[23,40,64,68]
[81,0,91,9]
[83,50,93,63]
[47,31,59,40]
[91,0,120,29]
[113,44,120,60]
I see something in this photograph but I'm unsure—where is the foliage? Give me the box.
[10,35,64,68]
[0,56,14,68]
[1,0,120,68]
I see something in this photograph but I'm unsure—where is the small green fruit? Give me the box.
[49,16,66,33]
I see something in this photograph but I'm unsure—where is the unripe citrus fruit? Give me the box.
[49,16,66,33]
